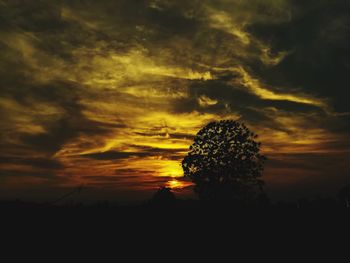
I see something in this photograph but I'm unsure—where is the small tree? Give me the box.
[151,187,176,204]
[182,120,266,201]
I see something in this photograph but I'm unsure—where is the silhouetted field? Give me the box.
[0,198,347,212]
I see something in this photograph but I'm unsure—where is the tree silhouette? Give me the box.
[182,120,266,201]
[151,187,176,204]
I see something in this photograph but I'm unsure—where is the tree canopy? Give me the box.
[182,120,266,201]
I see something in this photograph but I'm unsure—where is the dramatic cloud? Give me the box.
[1,0,349,201]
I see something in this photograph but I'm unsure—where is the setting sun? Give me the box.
[166,178,193,190]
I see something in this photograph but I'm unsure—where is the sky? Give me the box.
[0,0,350,202]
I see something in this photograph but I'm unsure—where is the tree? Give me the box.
[182,120,266,201]
[151,187,176,204]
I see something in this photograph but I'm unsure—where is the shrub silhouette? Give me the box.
[182,120,266,201]
[151,187,176,204]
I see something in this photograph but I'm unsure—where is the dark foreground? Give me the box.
[0,198,349,212]
[2,198,349,239]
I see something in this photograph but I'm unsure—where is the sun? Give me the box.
[166,178,193,189]
[167,179,184,189]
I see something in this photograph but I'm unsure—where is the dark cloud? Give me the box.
[81,145,186,161]
[1,1,62,31]
[1,77,125,155]
[81,151,149,160]
[130,145,187,154]
[0,156,64,170]
[267,152,349,171]
[0,169,56,179]
[84,175,139,182]
[168,133,195,141]
[248,0,350,113]
[115,168,155,176]
[172,78,327,132]
[18,110,119,154]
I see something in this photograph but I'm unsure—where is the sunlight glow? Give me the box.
[166,178,193,189]
[160,161,184,177]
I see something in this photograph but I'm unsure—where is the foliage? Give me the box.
[182,120,266,201]
[151,187,176,204]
